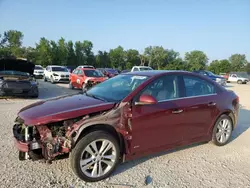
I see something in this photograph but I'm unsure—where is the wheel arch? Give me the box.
[72,124,126,158]
[209,110,235,136]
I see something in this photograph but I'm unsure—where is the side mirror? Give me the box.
[135,94,157,105]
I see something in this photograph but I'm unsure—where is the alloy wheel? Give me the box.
[216,119,232,144]
[80,139,117,178]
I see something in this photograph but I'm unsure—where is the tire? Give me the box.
[51,76,55,84]
[82,83,87,92]
[212,115,233,146]
[237,80,242,84]
[44,76,47,82]
[69,81,74,89]
[70,130,120,182]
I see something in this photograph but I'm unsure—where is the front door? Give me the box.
[131,75,184,153]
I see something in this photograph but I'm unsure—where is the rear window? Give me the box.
[52,67,68,72]
[106,69,118,74]
[84,70,104,77]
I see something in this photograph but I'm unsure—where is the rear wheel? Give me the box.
[70,131,120,182]
[212,115,233,146]
[237,80,242,84]
[44,76,47,82]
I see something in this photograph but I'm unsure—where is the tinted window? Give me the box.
[77,69,83,75]
[51,67,68,72]
[133,68,139,71]
[184,76,216,97]
[140,75,180,102]
[84,70,104,77]
[72,69,78,74]
[105,69,118,74]
[140,67,153,71]
[35,66,43,70]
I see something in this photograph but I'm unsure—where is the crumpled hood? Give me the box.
[18,94,115,125]
[0,58,35,75]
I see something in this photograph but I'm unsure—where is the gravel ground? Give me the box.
[0,81,250,188]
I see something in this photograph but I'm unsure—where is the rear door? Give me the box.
[179,75,219,141]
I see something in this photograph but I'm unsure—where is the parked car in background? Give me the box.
[219,73,229,80]
[227,73,249,84]
[97,68,119,78]
[66,66,77,73]
[33,65,44,79]
[0,58,38,97]
[69,68,107,91]
[193,70,226,86]
[121,69,130,73]
[13,70,239,182]
[77,65,95,69]
[131,66,153,72]
[44,65,70,83]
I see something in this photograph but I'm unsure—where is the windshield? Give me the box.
[86,74,149,102]
[206,71,216,76]
[35,66,43,70]
[140,67,153,71]
[84,70,104,77]
[52,67,68,72]
[106,69,118,74]
[0,70,29,76]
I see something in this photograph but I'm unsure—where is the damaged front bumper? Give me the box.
[13,120,73,162]
[13,123,41,160]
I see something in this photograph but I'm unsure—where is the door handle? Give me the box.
[208,102,216,106]
[172,109,183,114]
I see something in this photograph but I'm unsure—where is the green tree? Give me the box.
[109,46,125,69]
[35,37,52,66]
[125,49,140,69]
[208,60,220,74]
[219,59,231,73]
[144,46,167,70]
[185,50,208,71]
[95,51,110,68]
[66,40,76,66]
[57,38,68,65]
[229,54,248,71]
[82,40,94,65]
[246,63,250,73]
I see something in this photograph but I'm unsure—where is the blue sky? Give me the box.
[0,0,249,61]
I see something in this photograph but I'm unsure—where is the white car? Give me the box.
[228,73,249,84]
[33,65,44,79]
[77,65,95,69]
[131,66,153,72]
[44,65,70,83]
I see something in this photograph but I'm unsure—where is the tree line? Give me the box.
[1,30,250,73]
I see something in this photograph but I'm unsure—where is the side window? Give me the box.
[133,68,139,71]
[139,75,180,102]
[77,70,83,75]
[72,69,78,74]
[232,74,237,78]
[183,76,216,97]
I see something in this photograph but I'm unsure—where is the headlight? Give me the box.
[53,73,59,76]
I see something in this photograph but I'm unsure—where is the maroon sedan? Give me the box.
[13,71,239,182]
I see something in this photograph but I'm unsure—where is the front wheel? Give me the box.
[69,81,74,89]
[50,76,55,84]
[212,115,233,146]
[70,131,120,182]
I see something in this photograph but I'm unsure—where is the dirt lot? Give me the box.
[0,81,249,188]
